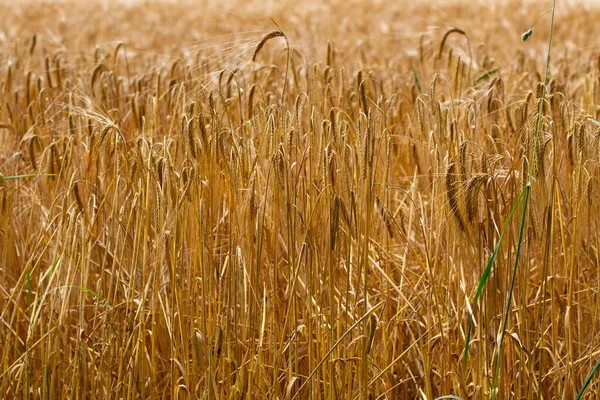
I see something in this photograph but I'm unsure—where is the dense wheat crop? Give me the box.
[2,0,600,398]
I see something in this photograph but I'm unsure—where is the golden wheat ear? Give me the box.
[252,31,286,62]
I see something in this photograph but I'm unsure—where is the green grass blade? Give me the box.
[2,173,56,181]
[492,184,530,399]
[79,287,113,309]
[0,329,21,356]
[575,359,600,400]
[475,67,499,83]
[46,285,112,309]
[464,185,528,370]
[412,66,422,93]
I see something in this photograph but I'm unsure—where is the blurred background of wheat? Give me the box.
[1,0,600,398]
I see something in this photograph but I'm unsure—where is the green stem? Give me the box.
[492,184,530,399]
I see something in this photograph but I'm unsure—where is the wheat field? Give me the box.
[1,0,600,398]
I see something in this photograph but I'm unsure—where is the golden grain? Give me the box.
[0,1,597,398]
